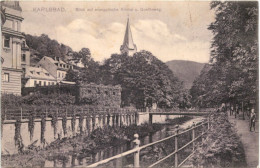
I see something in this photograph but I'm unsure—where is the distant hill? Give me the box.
[166,60,206,89]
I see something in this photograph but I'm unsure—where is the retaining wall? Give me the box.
[1,112,175,155]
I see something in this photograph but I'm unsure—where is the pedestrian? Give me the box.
[230,106,234,116]
[221,103,226,112]
[250,109,256,132]
[247,107,250,119]
[235,105,239,118]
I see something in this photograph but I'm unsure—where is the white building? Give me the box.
[23,66,57,87]
[36,56,73,82]
[1,2,29,95]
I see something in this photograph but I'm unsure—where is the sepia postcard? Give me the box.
[1,1,258,167]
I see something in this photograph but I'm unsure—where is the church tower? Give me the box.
[120,18,137,56]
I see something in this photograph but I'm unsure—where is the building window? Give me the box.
[3,73,9,82]
[48,82,50,85]
[4,36,10,48]
[39,81,42,86]
[113,92,116,95]
[34,80,37,86]
[105,91,108,95]
[22,54,26,62]
[52,82,55,85]
[44,81,46,86]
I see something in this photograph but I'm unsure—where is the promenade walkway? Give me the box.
[228,113,259,168]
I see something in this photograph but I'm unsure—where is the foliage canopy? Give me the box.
[190,1,258,108]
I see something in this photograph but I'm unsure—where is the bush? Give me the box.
[192,110,247,167]
[1,94,23,109]
[1,93,75,107]
[24,93,75,106]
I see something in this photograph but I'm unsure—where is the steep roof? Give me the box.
[44,56,66,64]
[122,18,136,50]
[26,66,56,80]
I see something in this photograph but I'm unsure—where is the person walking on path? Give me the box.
[235,104,239,118]
[230,106,234,116]
[250,109,256,132]
[228,113,259,167]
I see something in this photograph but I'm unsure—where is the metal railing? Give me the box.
[1,107,137,121]
[85,119,210,167]
[2,106,213,121]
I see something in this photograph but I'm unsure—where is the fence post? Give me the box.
[175,125,179,167]
[135,112,139,125]
[133,134,140,167]
[20,107,23,120]
[192,122,195,151]
[149,114,153,125]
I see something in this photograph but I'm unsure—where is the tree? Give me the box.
[190,2,258,108]
[79,48,91,68]
[65,69,80,82]
[100,50,184,108]
[25,34,74,62]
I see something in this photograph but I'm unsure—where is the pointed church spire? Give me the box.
[120,17,137,56]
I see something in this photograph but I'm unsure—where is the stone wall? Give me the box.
[1,112,136,155]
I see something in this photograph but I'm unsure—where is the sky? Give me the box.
[20,1,215,63]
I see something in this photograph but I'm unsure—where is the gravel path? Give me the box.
[228,113,259,168]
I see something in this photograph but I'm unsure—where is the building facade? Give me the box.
[36,56,73,82]
[23,66,57,87]
[1,2,28,95]
[21,39,30,75]
[120,18,137,56]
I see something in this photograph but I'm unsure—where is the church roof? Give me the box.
[122,18,136,50]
